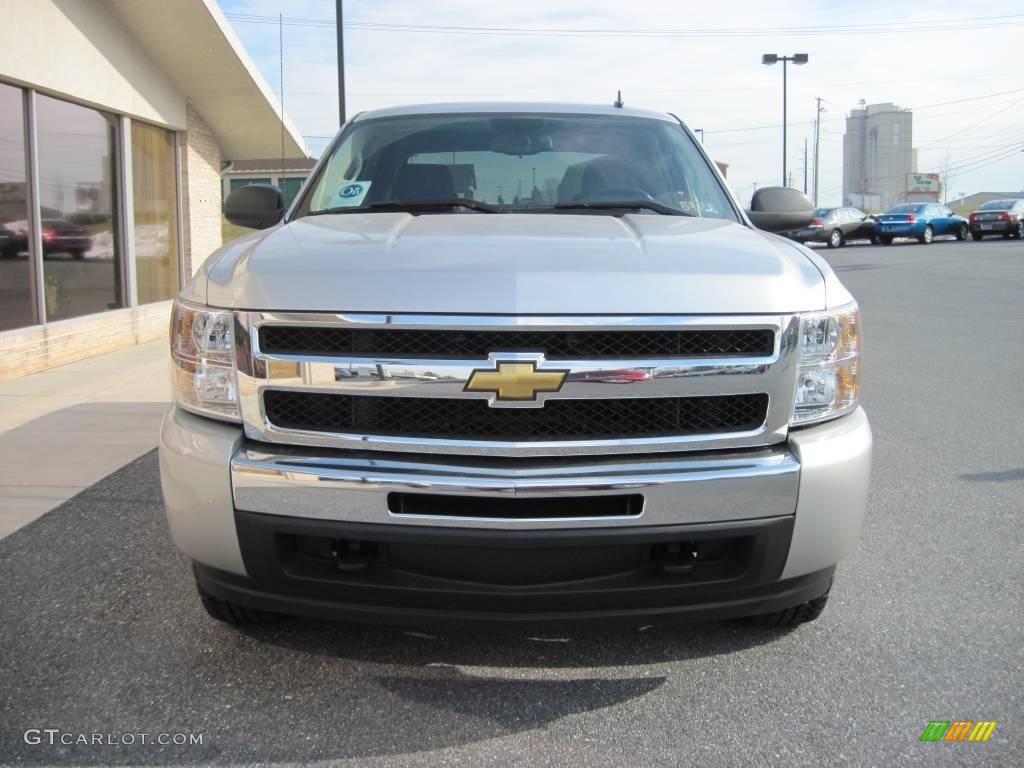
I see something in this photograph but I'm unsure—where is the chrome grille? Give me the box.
[264,390,769,441]
[258,326,775,359]
[236,312,801,457]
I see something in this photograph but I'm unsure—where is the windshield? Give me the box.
[978,200,1014,210]
[887,204,923,214]
[813,208,834,218]
[295,113,736,220]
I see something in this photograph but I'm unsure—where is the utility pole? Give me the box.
[335,0,346,125]
[813,97,824,206]
[279,14,285,173]
[803,138,808,194]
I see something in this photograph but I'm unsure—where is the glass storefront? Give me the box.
[0,83,182,333]
[132,121,179,304]
[36,93,122,322]
[0,83,34,331]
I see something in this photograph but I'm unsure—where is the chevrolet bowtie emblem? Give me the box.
[465,361,568,403]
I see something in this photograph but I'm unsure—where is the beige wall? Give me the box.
[0,302,171,381]
[181,101,223,277]
[0,0,186,128]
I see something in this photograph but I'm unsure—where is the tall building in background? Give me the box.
[842,102,916,212]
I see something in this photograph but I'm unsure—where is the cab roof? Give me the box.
[352,102,680,124]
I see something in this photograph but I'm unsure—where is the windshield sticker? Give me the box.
[330,181,372,207]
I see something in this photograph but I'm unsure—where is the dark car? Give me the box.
[968,199,1024,240]
[795,207,878,248]
[0,224,21,259]
[875,203,968,245]
[0,218,93,259]
[41,218,92,259]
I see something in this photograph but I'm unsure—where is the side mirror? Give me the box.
[746,187,815,233]
[223,184,285,230]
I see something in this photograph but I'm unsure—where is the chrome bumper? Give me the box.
[230,447,800,530]
[160,406,871,579]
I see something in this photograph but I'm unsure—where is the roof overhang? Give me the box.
[105,0,307,159]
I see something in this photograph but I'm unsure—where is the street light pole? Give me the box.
[694,128,704,144]
[336,0,346,125]
[762,53,808,187]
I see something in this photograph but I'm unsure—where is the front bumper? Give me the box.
[160,406,872,624]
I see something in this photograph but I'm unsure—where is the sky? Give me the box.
[219,0,1024,207]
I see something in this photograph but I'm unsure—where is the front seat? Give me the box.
[392,164,455,200]
[577,158,647,200]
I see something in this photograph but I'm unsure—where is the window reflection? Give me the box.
[132,121,179,304]
[0,83,34,331]
[36,94,121,322]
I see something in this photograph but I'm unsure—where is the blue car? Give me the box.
[875,203,969,245]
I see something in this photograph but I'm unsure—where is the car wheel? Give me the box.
[879,236,893,245]
[749,584,831,628]
[919,225,933,244]
[69,249,85,260]
[1,246,17,260]
[956,223,968,241]
[826,228,843,249]
[870,235,880,245]
[196,581,287,627]
[971,232,983,241]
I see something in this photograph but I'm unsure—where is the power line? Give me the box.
[223,12,1024,37]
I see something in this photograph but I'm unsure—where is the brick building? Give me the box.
[0,0,307,380]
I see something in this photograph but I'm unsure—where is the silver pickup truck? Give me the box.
[160,103,871,630]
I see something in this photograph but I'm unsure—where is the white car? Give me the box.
[160,103,871,630]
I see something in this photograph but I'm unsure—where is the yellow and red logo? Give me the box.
[920,721,997,742]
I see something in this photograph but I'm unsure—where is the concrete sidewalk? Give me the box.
[0,339,169,539]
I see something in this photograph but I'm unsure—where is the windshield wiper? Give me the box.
[308,197,499,216]
[552,200,693,216]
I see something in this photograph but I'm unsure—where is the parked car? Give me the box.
[161,103,871,631]
[875,203,968,245]
[968,199,1024,240]
[795,207,878,248]
[0,218,93,259]
[41,218,92,259]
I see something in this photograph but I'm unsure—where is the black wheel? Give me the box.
[1,246,16,260]
[879,236,893,245]
[826,228,844,249]
[971,232,983,241]
[197,582,287,627]
[918,225,933,244]
[955,223,968,241]
[69,249,85,260]
[749,585,831,628]
[870,235,880,245]
[1014,222,1024,239]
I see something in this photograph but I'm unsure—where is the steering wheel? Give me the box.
[584,185,656,202]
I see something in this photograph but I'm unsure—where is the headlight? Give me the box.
[170,300,240,422]
[791,302,860,426]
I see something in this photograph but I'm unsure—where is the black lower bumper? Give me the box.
[195,510,833,628]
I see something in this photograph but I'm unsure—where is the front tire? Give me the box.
[918,225,933,244]
[955,223,968,241]
[827,228,844,249]
[750,586,831,628]
[197,582,287,627]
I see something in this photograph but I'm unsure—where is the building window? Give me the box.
[280,176,307,208]
[132,121,180,304]
[229,177,272,193]
[36,94,122,322]
[0,83,34,331]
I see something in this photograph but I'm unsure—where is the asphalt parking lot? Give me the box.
[1,238,1021,767]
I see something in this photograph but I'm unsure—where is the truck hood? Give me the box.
[194,213,827,314]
